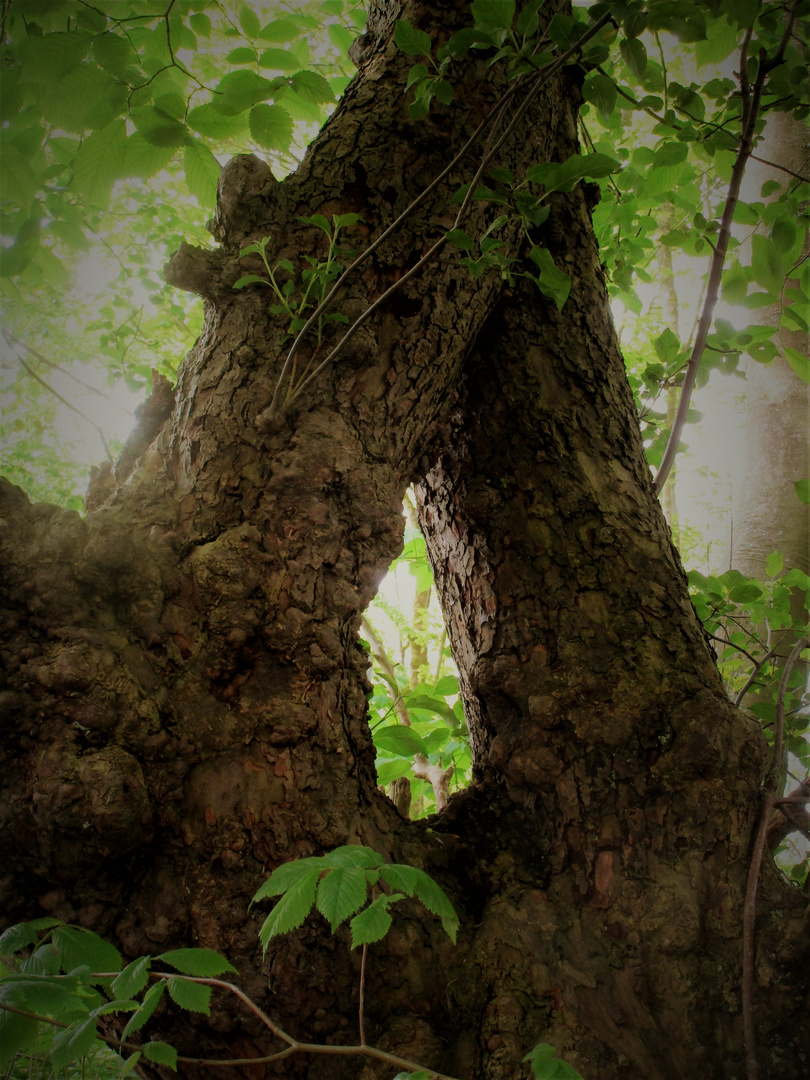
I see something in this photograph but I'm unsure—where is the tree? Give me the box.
[1,1,809,1078]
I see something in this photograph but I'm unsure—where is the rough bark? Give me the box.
[1,2,808,1078]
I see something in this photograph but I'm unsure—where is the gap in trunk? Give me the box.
[361,488,470,819]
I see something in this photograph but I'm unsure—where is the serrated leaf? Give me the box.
[249,103,294,150]
[121,981,165,1038]
[289,70,333,104]
[187,103,244,139]
[258,47,301,72]
[729,583,763,604]
[238,2,262,39]
[167,976,212,1014]
[0,919,61,956]
[215,70,277,115]
[234,274,270,289]
[784,347,810,384]
[184,141,220,208]
[751,233,784,294]
[350,893,404,948]
[120,1050,142,1076]
[143,1040,178,1069]
[71,118,127,208]
[321,845,384,870]
[0,145,37,211]
[123,132,177,179]
[92,32,138,75]
[157,949,237,977]
[316,867,370,931]
[394,20,433,56]
[380,864,459,942]
[258,869,322,950]
[258,18,300,42]
[52,926,121,977]
[131,105,189,148]
[50,1017,99,1071]
[112,957,151,1000]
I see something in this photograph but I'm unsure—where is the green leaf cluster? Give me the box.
[252,844,459,951]
[524,1041,586,1079]
[0,919,236,1076]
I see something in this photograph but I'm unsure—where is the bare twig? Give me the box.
[742,633,810,1080]
[359,943,368,1045]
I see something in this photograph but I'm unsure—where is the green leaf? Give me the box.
[528,246,571,311]
[121,981,165,1038]
[321,845,384,870]
[0,145,38,211]
[112,956,151,1000]
[143,1040,178,1069]
[524,1042,586,1080]
[238,2,262,39]
[52,926,121,977]
[258,47,302,72]
[131,106,189,148]
[249,103,294,150]
[0,1006,40,1066]
[92,32,138,76]
[253,857,325,904]
[187,103,245,139]
[374,725,429,755]
[258,18,300,42]
[729,583,763,604]
[446,229,475,251]
[350,893,404,948]
[72,118,127,208]
[215,70,277,115]
[316,867,371,931]
[0,919,61,956]
[184,141,220,208]
[765,552,784,578]
[784,347,810,384]
[394,20,433,57]
[167,976,212,1014]
[50,1017,99,1071]
[289,70,334,104]
[471,1,516,32]
[380,864,459,942]
[258,869,322,950]
[794,480,810,506]
[620,37,647,79]
[157,949,237,978]
[750,234,784,295]
[583,71,617,119]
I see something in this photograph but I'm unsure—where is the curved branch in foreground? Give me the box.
[742,633,810,1080]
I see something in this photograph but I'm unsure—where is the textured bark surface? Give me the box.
[1,2,808,1078]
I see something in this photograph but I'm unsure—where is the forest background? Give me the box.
[0,0,808,1077]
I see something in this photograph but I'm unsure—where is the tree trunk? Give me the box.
[1,3,807,1078]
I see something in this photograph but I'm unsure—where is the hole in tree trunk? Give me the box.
[361,488,469,819]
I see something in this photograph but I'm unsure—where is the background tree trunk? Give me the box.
[1,2,807,1078]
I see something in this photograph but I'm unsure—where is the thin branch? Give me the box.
[359,943,368,1046]
[653,0,801,495]
[2,329,134,416]
[742,633,810,1080]
[361,616,412,727]
[15,356,113,461]
[265,10,614,417]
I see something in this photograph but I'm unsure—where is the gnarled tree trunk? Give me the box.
[1,2,807,1077]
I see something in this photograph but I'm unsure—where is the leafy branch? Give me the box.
[653,0,804,494]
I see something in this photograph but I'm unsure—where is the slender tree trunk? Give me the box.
[1,3,807,1078]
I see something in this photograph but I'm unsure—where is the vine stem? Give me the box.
[265,9,613,417]
[0,971,461,1080]
[359,943,368,1045]
[742,633,810,1080]
[653,0,801,495]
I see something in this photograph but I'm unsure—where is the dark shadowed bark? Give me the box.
[1,2,808,1078]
